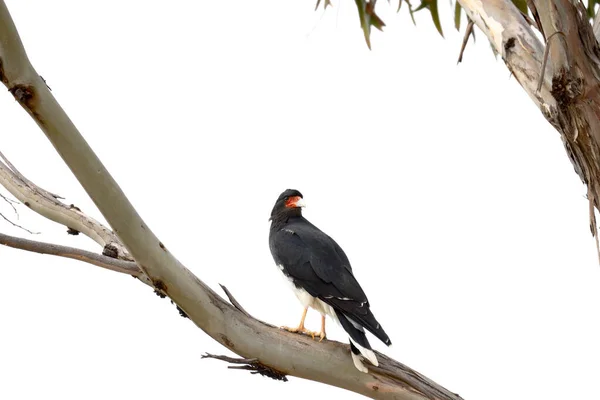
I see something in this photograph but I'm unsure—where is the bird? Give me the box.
[268,189,391,373]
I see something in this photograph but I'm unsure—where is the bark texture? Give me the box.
[0,153,133,261]
[0,2,462,399]
[457,0,600,243]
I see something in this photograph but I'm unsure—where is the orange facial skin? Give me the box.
[285,196,303,208]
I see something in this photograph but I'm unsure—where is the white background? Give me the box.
[1,1,599,399]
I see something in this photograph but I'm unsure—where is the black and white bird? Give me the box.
[268,189,391,372]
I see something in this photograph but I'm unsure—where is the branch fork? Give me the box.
[0,1,463,399]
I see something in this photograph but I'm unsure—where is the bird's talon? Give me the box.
[300,328,318,338]
[281,325,300,333]
[281,325,320,339]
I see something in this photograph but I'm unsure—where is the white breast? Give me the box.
[277,265,337,320]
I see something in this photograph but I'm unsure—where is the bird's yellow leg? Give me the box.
[296,307,308,331]
[317,315,327,342]
[281,307,317,339]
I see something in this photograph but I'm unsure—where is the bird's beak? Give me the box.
[294,197,306,208]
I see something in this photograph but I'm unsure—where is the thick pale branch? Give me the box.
[530,0,600,236]
[0,153,132,260]
[0,231,142,277]
[531,0,570,73]
[457,0,553,107]
[458,0,600,247]
[0,1,461,399]
[593,10,600,43]
[0,151,64,200]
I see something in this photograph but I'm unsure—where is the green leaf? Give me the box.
[587,0,596,19]
[412,0,443,37]
[315,0,332,11]
[354,0,386,49]
[413,1,427,12]
[405,0,417,24]
[454,1,461,31]
[430,0,443,36]
[511,0,528,15]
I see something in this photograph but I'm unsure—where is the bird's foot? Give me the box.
[317,330,326,342]
[281,325,319,339]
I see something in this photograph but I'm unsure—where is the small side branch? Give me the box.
[536,31,566,93]
[219,284,252,318]
[457,19,475,63]
[0,192,18,215]
[0,211,38,234]
[0,153,132,261]
[457,0,550,104]
[202,353,288,382]
[0,231,144,278]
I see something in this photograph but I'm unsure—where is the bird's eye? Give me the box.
[284,196,289,201]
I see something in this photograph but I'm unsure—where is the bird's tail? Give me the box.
[354,309,392,348]
[349,341,372,373]
[336,306,391,347]
[335,310,381,372]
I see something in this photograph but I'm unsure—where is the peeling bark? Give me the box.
[458,0,600,247]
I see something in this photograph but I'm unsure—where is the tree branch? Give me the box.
[0,1,462,399]
[531,0,600,246]
[0,150,64,200]
[0,191,19,215]
[0,210,38,234]
[0,231,142,277]
[202,353,289,382]
[0,152,132,260]
[219,284,253,319]
[457,0,552,106]
[457,0,600,246]
[593,8,600,43]
[457,19,474,64]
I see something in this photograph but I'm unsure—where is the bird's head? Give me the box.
[270,189,305,222]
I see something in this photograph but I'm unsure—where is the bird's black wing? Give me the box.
[270,219,391,346]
